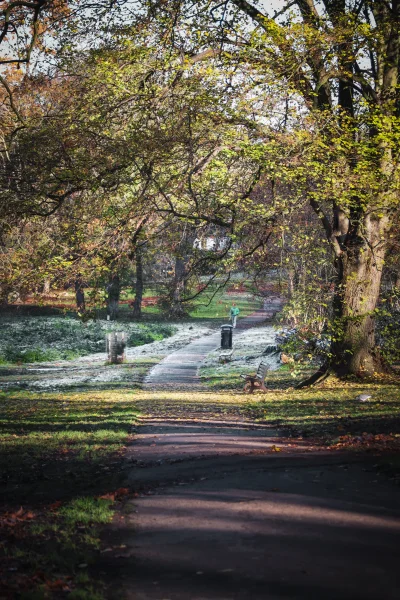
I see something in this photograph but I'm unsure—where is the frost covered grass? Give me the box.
[0,316,176,364]
[200,325,280,390]
[198,322,400,445]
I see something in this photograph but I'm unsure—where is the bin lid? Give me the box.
[221,324,233,329]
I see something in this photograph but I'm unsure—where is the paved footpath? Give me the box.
[144,305,279,389]
[99,303,400,600]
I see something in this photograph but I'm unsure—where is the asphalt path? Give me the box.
[99,304,400,600]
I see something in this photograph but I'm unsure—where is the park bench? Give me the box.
[241,361,269,393]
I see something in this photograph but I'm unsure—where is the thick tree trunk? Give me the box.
[331,217,389,377]
[132,250,143,319]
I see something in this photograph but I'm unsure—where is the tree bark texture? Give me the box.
[331,216,390,376]
[168,227,197,318]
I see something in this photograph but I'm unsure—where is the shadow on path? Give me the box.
[100,305,400,600]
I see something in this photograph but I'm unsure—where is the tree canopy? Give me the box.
[0,0,399,376]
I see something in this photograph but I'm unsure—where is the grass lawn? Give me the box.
[0,389,140,599]
[9,285,263,322]
[188,290,262,320]
[249,372,400,440]
[200,363,400,446]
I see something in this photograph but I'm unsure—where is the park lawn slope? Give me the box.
[188,289,262,320]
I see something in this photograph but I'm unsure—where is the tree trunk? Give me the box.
[287,269,295,298]
[331,216,389,377]
[168,226,197,318]
[169,256,188,318]
[107,275,121,320]
[75,279,85,313]
[132,250,143,319]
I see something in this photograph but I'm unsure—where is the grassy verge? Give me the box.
[134,287,263,319]
[0,389,140,599]
[200,363,400,447]
[247,370,400,447]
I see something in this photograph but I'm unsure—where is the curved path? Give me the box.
[99,300,400,600]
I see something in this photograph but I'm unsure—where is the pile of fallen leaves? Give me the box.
[330,432,400,451]
[0,506,36,528]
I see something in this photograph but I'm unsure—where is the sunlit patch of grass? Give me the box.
[130,389,252,421]
[59,496,114,526]
[105,385,399,449]
[0,389,139,487]
[244,372,400,440]
[189,290,262,320]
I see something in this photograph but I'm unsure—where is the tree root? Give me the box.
[295,363,331,389]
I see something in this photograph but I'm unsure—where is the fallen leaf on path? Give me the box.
[0,508,36,527]
[99,492,115,501]
[45,579,71,591]
[219,569,234,573]
[115,487,129,499]
[115,551,133,558]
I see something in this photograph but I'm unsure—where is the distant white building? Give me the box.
[193,236,229,251]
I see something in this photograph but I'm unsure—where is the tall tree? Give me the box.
[146,0,400,376]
